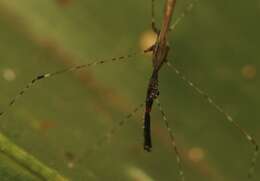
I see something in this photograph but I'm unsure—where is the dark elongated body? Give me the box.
[143,0,176,151]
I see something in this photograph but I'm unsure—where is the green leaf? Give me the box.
[0,0,259,180]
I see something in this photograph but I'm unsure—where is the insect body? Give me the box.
[143,0,174,152]
[142,1,258,180]
[0,0,258,180]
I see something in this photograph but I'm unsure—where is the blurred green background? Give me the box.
[0,0,259,180]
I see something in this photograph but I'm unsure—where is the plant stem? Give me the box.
[0,132,69,181]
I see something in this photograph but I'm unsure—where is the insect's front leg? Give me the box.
[151,0,160,34]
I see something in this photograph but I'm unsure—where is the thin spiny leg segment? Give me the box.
[0,53,137,118]
[167,61,258,178]
[170,0,198,31]
[102,103,144,144]
[151,0,159,33]
[155,98,184,181]
[79,103,144,161]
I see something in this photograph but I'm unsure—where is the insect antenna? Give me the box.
[0,53,139,118]
[170,0,199,31]
[166,61,258,178]
[155,98,184,181]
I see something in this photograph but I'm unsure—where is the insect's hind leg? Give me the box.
[151,0,159,34]
[77,103,144,162]
[166,61,258,178]
[155,98,185,181]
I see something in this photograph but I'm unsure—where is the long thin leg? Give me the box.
[0,53,137,118]
[103,103,144,144]
[166,61,258,178]
[170,0,198,31]
[78,103,144,161]
[151,0,159,33]
[155,98,184,181]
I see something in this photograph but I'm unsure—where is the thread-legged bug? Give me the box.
[0,0,258,180]
[144,0,258,180]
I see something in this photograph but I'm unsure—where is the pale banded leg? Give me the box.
[79,103,144,161]
[0,53,137,118]
[102,103,144,144]
[167,61,258,178]
[151,0,159,33]
[155,98,184,181]
[170,0,198,31]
